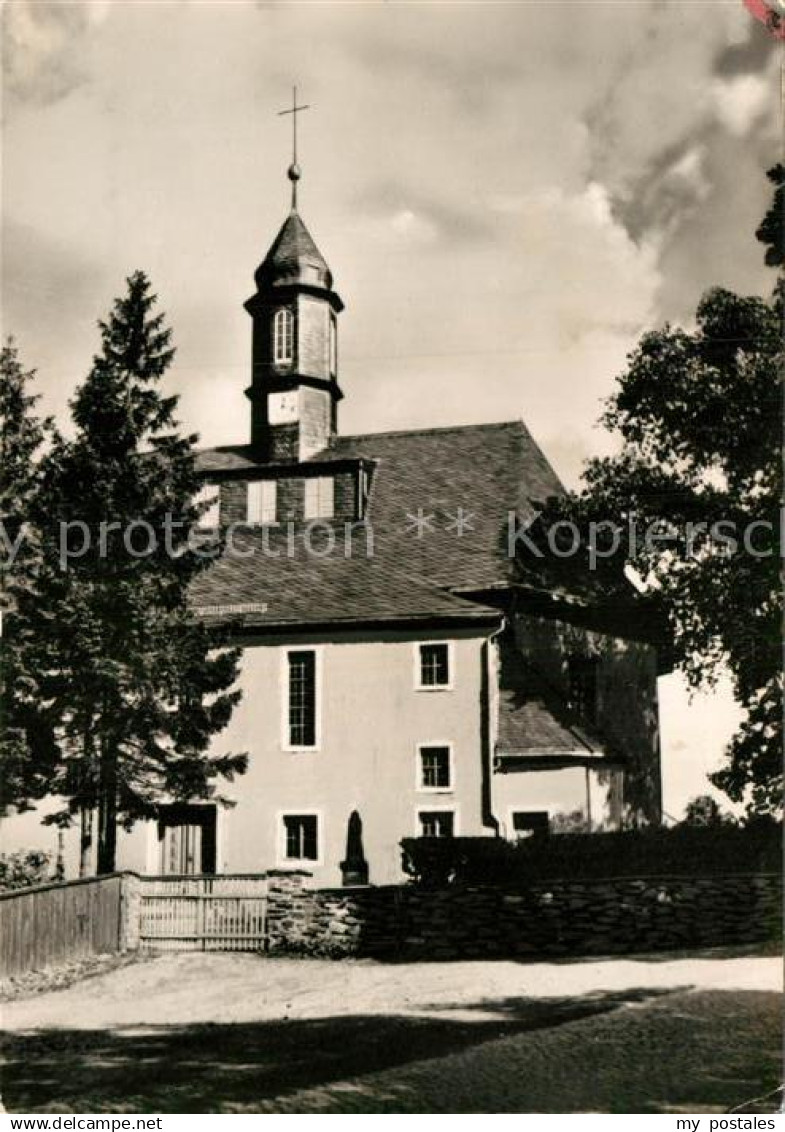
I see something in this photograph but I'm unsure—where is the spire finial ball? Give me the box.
[288,163,301,182]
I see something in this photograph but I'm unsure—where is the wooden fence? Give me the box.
[1,873,271,976]
[0,874,126,978]
[138,875,269,952]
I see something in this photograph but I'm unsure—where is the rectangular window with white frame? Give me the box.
[285,648,319,749]
[304,476,335,520]
[417,809,456,838]
[195,483,220,528]
[247,480,277,525]
[415,642,452,690]
[417,744,452,791]
[279,812,321,863]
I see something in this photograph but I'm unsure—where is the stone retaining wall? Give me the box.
[265,871,781,960]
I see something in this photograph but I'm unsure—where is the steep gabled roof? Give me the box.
[192,418,664,645]
[316,420,565,592]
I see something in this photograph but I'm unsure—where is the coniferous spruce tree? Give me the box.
[36,273,246,874]
[0,341,59,813]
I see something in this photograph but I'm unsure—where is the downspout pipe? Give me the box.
[481,617,506,838]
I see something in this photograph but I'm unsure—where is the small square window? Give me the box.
[418,643,450,688]
[282,814,319,861]
[418,811,454,839]
[419,746,451,790]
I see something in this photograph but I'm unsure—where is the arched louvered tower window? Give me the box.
[273,308,293,363]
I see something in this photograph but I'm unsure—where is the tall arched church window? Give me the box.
[273,308,293,364]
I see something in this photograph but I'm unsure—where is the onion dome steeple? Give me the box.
[254,207,334,292]
[244,88,344,463]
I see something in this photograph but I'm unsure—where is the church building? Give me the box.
[4,130,667,887]
[107,145,667,887]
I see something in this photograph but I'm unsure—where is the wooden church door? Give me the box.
[157,804,217,875]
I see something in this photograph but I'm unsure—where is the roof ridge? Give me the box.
[325,419,528,446]
[514,417,567,498]
[197,443,255,454]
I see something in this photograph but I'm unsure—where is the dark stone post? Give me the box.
[340,810,369,886]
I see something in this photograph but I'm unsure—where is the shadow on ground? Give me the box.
[3,988,780,1114]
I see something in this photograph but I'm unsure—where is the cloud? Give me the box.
[613,142,713,249]
[714,18,778,74]
[334,175,659,489]
[3,0,775,462]
[355,181,492,248]
[582,3,774,239]
[0,217,113,433]
[388,209,437,244]
[1,0,108,106]
[712,73,771,136]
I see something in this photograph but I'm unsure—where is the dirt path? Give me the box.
[2,953,780,1114]
[3,952,779,1031]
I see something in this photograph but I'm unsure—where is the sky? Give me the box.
[2,0,779,818]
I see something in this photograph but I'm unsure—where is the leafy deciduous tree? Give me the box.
[682,794,733,827]
[527,171,782,816]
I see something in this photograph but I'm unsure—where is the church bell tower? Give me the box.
[245,90,343,463]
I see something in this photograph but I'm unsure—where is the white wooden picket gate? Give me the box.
[138,875,269,952]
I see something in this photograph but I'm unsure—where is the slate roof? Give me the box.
[191,528,501,630]
[495,633,608,760]
[319,421,563,588]
[191,420,646,753]
[196,420,565,602]
[196,445,274,473]
[255,210,333,290]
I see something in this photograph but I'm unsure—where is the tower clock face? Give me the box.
[268,391,299,425]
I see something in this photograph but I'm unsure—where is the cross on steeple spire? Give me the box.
[278,85,311,210]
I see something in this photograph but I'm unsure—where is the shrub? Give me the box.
[549,809,589,835]
[0,850,53,892]
[682,794,736,826]
[401,820,782,888]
